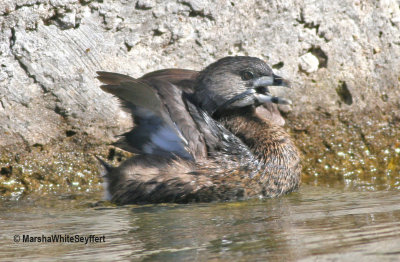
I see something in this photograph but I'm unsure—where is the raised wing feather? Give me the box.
[141,69,199,94]
[146,78,207,160]
[97,71,206,161]
[99,79,164,119]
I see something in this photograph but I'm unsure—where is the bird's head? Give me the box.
[194,56,291,117]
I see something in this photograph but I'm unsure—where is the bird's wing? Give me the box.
[98,72,164,118]
[185,100,257,166]
[141,68,199,81]
[97,71,207,161]
[146,77,207,160]
[141,69,199,93]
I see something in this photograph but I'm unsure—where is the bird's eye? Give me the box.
[241,71,254,80]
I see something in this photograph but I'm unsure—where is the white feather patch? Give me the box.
[144,125,191,158]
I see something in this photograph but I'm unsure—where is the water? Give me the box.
[1,185,400,261]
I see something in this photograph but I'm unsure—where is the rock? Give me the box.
[299,52,319,73]
[136,0,155,10]
[57,9,78,29]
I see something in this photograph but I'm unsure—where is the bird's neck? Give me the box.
[217,108,293,158]
[218,107,301,196]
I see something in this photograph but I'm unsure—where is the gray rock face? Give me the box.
[0,0,399,196]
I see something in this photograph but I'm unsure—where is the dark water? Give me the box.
[1,185,400,261]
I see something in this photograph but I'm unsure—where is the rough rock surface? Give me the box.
[1,0,399,198]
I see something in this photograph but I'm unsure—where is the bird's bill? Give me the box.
[252,74,292,105]
[254,93,292,105]
[272,74,291,88]
[252,74,291,89]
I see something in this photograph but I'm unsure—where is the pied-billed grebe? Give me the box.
[96,56,301,204]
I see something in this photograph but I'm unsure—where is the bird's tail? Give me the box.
[95,156,113,176]
[94,156,114,201]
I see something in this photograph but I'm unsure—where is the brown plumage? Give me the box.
[96,56,301,205]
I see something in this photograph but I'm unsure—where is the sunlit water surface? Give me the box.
[1,185,400,261]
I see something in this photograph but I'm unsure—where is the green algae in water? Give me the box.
[291,112,400,191]
[0,142,108,199]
